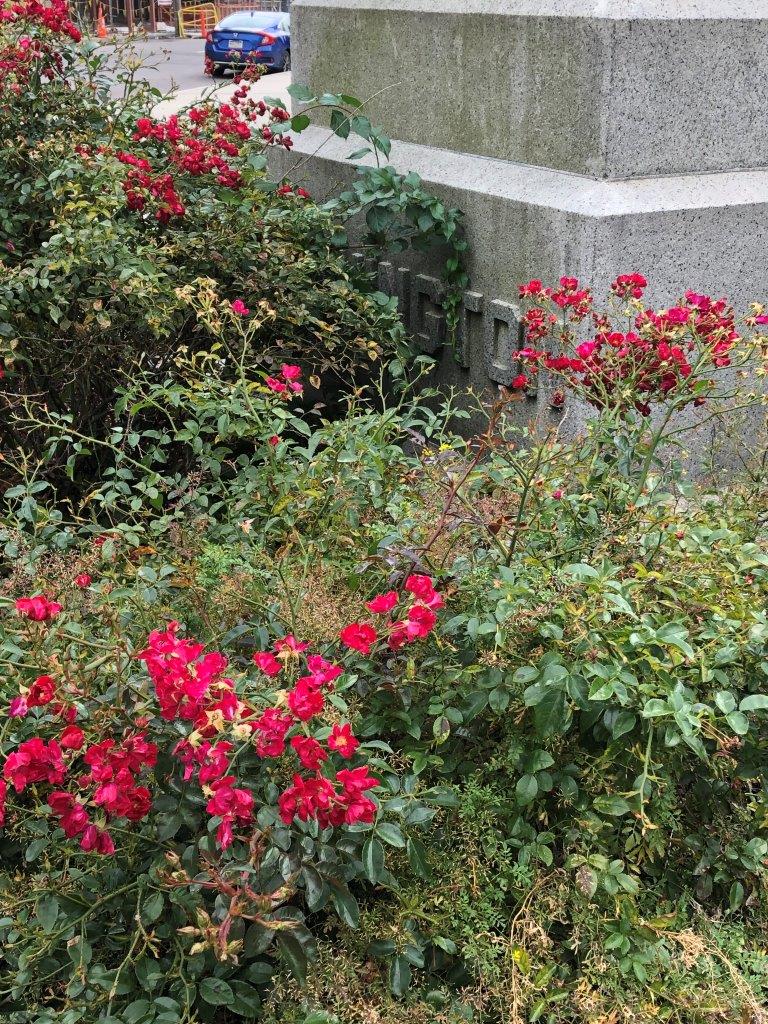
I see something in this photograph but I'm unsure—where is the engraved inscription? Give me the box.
[411,274,446,354]
[455,290,484,369]
[376,262,524,384]
[483,299,522,385]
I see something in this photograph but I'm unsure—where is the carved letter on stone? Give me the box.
[484,299,522,384]
[377,261,412,319]
[411,274,446,354]
[455,290,484,369]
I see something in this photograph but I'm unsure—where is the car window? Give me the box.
[218,12,281,30]
[277,15,290,32]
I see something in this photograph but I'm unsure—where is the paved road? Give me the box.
[116,36,291,112]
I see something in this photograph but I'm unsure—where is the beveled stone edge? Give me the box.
[281,127,768,218]
[293,0,768,21]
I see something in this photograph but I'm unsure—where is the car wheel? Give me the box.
[281,49,290,72]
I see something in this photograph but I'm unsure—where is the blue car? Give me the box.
[205,11,290,76]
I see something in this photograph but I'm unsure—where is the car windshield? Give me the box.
[217,12,281,31]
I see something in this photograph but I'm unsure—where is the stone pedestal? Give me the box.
[274,0,768,431]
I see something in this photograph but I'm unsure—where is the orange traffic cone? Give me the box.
[199,10,207,37]
[96,5,107,38]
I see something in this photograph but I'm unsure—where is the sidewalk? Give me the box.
[153,71,291,116]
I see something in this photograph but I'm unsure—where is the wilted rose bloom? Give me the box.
[27,675,55,708]
[74,574,92,589]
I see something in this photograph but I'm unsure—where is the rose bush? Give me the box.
[0,0,465,501]
[0,560,449,1020]
[1,6,768,1017]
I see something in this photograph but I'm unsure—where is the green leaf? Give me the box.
[290,113,311,132]
[277,932,309,985]
[740,694,768,712]
[365,205,395,235]
[611,711,636,739]
[642,699,669,718]
[199,977,234,1006]
[287,83,315,102]
[407,836,430,878]
[330,882,360,929]
[330,108,350,139]
[489,686,510,712]
[533,687,570,738]
[35,896,59,933]
[362,837,385,883]
[389,954,411,996]
[563,563,600,579]
[726,710,749,736]
[729,881,744,910]
[302,864,328,910]
[594,795,631,816]
[67,937,92,965]
[25,838,49,862]
[432,715,450,744]
[655,623,695,658]
[140,890,164,926]
[376,822,406,848]
[516,774,538,806]
[715,690,737,714]
[229,980,261,1016]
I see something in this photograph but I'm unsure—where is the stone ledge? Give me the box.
[296,0,768,19]
[279,127,768,218]
[293,0,768,178]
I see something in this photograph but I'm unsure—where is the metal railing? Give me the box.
[177,0,287,36]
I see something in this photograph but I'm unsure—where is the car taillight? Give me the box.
[259,32,276,43]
